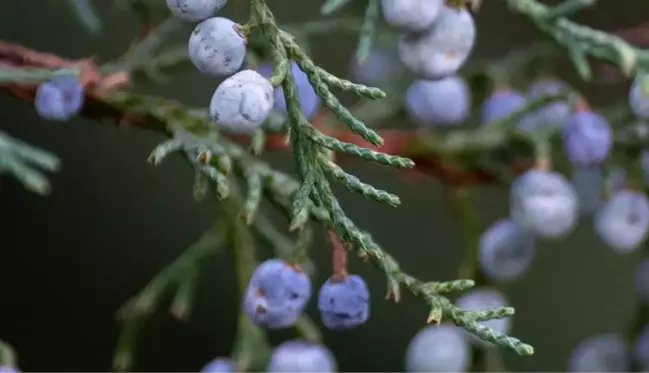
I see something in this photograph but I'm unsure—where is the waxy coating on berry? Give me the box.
[188,17,246,76]
[405,324,469,372]
[266,340,337,372]
[571,166,605,215]
[381,0,443,32]
[629,73,649,119]
[209,69,274,133]
[562,108,612,167]
[510,169,578,239]
[478,219,535,283]
[455,288,511,347]
[349,49,402,88]
[525,78,572,131]
[242,259,311,329]
[257,61,320,120]
[405,76,470,127]
[166,0,226,22]
[568,334,630,372]
[398,5,475,79]
[201,358,237,372]
[34,76,85,121]
[595,189,649,253]
[317,274,370,330]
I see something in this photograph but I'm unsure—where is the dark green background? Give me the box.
[0,0,647,371]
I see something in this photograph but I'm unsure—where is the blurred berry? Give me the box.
[166,0,226,22]
[524,78,572,131]
[0,367,19,373]
[257,61,320,120]
[34,76,85,121]
[478,219,535,282]
[562,108,612,167]
[266,340,336,372]
[405,76,470,127]
[318,274,370,330]
[634,258,649,302]
[455,288,511,347]
[189,17,246,76]
[243,259,311,329]
[595,189,649,253]
[201,358,236,372]
[571,166,605,215]
[381,0,443,32]
[569,334,630,372]
[630,74,649,119]
[405,323,469,372]
[480,88,527,125]
[349,49,402,88]
[398,5,475,79]
[510,169,578,239]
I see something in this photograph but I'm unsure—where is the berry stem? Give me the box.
[328,230,348,281]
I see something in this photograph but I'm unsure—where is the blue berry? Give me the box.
[209,69,274,133]
[243,259,311,329]
[569,334,630,372]
[510,169,578,239]
[405,324,469,372]
[257,61,320,120]
[455,288,511,347]
[562,108,612,167]
[398,5,475,79]
[34,76,85,121]
[266,340,336,372]
[349,49,402,88]
[189,17,246,76]
[630,74,649,119]
[478,219,535,283]
[524,78,572,131]
[571,166,605,215]
[594,189,649,253]
[317,274,370,330]
[201,358,236,372]
[381,0,443,32]
[0,367,19,373]
[405,76,470,127]
[166,0,226,22]
[634,258,649,303]
[480,88,527,125]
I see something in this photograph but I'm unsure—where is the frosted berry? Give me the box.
[242,259,311,329]
[34,76,85,121]
[562,108,612,167]
[405,324,469,372]
[634,258,649,302]
[405,76,470,127]
[455,288,511,346]
[569,334,630,372]
[481,88,526,125]
[630,74,649,119]
[188,17,246,76]
[257,61,320,120]
[381,0,443,32]
[349,49,402,88]
[510,169,578,239]
[594,189,649,253]
[266,340,336,372]
[478,219,535,283]
[209,69,274,133]
[398,5,475,79]
[317,274,370,330]
[571,166,605,215]
[201,358,236,372]
[166,0,226,22]
[525,78,572,131]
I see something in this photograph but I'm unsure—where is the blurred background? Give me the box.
[1,0,648,371]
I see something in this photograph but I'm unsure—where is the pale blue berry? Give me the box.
[243,259,311,329]
[381,0,444,32]
[562,109,612,167]
[480,88,532,128]
[166,0,226,22]
[209,69,274,133]
[405,324,469,372]
[398,5,475,79]
[189,17,246,76]
[510,169,578,239]
[266,340,336,372]
[571,166,605,215]
[405,76,470,127]
[257,61,320,120]
[455,288,511,347]
[569,334,630,372]
[630,74,649,119]
[524,78,572,131]
[349,49,402,88]
[317,274,370,330]
[634,258,649,302]
[201,358,236,372]
[478,219,535,283]
[34,76,84,121]
[595,189,649,253]
[0,367,19,373]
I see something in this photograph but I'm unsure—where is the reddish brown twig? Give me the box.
[327,230,348,282]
